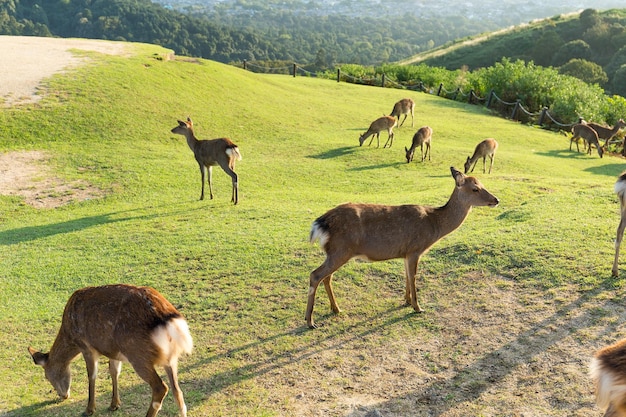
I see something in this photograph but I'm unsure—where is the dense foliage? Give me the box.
[415,9,626,96]
[324,59,626,129]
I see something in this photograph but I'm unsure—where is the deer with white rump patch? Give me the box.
[390,98,415,127]
[590,337,626,416]
[570,123,603,158]
[305,167,499,328]
[464,138,498,174]
[405,126,433,163]
[28,284,193,417]
[359,115,397,148]
[171,117,242,204]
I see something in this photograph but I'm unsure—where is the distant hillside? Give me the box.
[400,9,626,95]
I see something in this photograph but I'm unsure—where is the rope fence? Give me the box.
[240,60,580,132]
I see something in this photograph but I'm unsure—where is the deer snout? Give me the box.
[489,197,500,207]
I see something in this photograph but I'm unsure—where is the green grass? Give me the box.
[1,41,624,416]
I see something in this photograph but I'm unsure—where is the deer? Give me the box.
[612,172,626,277]
[389,98,415,127]
[587,119,626,149]
[405,126,433,163]
[464,138,498,174]
[28,284,193,417]
[305,166,499,329]
[171,117,242,204]
[359,115,397,148]
[590,337,626,416]
[570,122,603,158]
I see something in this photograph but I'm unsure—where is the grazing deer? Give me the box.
[405,126,433,163]
[171,117,242,204]
[305,167,499,328]
[590,337,626,416]
[464,138,498,174]
[28,284,193,417]
[570,123,603,158]
[359,115,397,148]
[390,98,415,127]
[612,172,626,277]
[587,119,626,148]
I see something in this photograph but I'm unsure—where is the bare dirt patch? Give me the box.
[0,151,103,208]
[0,36,128,207]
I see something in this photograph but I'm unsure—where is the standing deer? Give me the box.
[305,167,499,328]
[405,126,433,163]
[390,98,415,127]
[171,117,242,204]
[587,119,626,148]
[359,115,397,148]
[612,172,626,277]
[28,284,193,417]
[464,138,498,174]
[570,123,603,158]
[590,337,626,416]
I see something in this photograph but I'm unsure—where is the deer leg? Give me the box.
[109,359,122,411]
[207,166,214,200]
[399,114,408,127]
[426,143,431,161]
[306,255,349,329]
[366,133,376,147]
[164,361,187,417]
[322,273,340,314]
[404,254,424,312]
[613,208,626,277]
[488,154,495,174]
[218,160,239,205]
[131,362,168,417]
[198,163,205,200]
[383,130,394,148]
[82,350,99,416]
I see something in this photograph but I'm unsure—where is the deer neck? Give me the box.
[183,130,201,152]
[433,190,472,237]
[49,329,81,366]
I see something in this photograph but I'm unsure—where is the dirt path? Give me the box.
[0,36,127,208]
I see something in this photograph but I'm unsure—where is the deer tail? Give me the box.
[226,146,242,161]
[309,218,329,249]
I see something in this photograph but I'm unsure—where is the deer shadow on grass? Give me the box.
[183,304,415,397]
[347,283,625,417]
[0,203,203,246]
[308,146,357,160]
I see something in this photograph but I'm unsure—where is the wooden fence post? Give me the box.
[437,83,443,96]
[337,69,340,83]
[486,89,494,108]
[293,63,297,77]
[382,74,386,87]
[243,60,247,70]
[538,107,548,126]
[511,100,520,120]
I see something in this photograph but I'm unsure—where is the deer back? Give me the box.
[390,98,414,118]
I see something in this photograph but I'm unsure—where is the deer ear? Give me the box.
[28,346,49,366]
[450,167,465,186]
[186,117,193,125]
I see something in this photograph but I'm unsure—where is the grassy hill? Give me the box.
[1,40,625,416]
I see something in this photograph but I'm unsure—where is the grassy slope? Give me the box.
[0,41,624,416]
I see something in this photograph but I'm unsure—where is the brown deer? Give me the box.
[359,115,397,148]
[464,138,498,174]
[587,119,626,148]
[305,167,499,328]
[171,117,242,204]
[405,126,433,163]
[570,123,603,158]
[590,337,626,416]
[28,284,193,417]
[612,172,626,277]
[389,98,415,127]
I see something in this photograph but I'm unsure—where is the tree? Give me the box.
[613,65,626,97]
[552,40,591,67]
[559,59,608,86]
